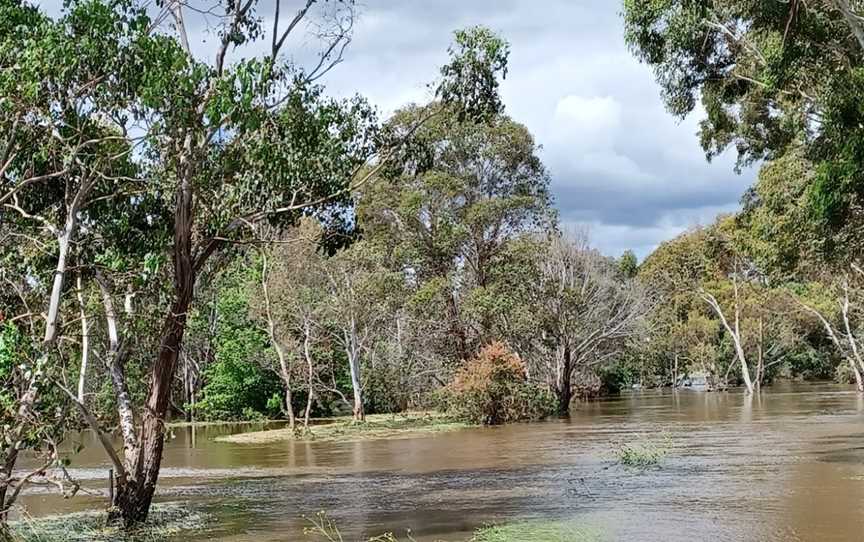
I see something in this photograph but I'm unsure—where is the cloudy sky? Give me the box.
[39,0,755,258]
[312,1,756,258]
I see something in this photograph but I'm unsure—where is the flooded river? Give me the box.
[17,382,864,541]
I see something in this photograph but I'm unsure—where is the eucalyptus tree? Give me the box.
[530,232,651,412]
[624,0,864,261]
[322,241,402,420]
[0,0,147,526]
[4,0,510,525]
[359,105,553,363]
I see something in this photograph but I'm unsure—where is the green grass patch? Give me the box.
[612,433,672,469]
[9,503,209,542]
[216,411,472,444]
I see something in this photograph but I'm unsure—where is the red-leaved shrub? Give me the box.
[439,342,555,425]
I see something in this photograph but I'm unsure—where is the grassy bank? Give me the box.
[216,411,471,444]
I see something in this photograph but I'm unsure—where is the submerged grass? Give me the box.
[470,521,605,542]
[612,433,673,469]
[304,512,605,542]
[9,503,209,542]
[217,411,471,444]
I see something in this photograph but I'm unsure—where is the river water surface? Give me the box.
[18,382,864,541]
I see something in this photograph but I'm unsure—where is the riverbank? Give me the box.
[216,411,471,444]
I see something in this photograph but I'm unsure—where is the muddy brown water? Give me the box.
[15,382,864,541]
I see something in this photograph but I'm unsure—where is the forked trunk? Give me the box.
[345,320,365,421]
[110,295,190,526]
[112,174,195,526]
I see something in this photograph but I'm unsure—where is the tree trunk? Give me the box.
[110,294,191,526]
[849,358,864,392]
[183,353,192,423]
[302,320,314,429]
[260,250,295,430]
[555,345,573,415]
[700,287,754,394]
[111,174,195,526]
[672,352,679,388]
[95,272,138,460]
[344,317,365,421]
[273,339,295,431]
[755,317,764,391]
[349,349,364,421]
[76,274,90,403]
[0,214,78,520]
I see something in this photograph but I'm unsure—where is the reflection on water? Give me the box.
[16,383,864,541]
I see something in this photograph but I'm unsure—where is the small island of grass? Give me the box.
[215,411,472,444]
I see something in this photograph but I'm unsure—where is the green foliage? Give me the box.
[438,342,556,425]
[9,503,209,541]
[437,26,510,122]
[618,249,638,279]
[597,357,640,394]
[359,103,553,362]
[196,264,281,421]
[625,0,864,266]
[471,521,605,542]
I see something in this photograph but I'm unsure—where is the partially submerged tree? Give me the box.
[322,242,402,421]
[529,231,650,412]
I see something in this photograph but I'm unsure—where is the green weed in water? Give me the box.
[612,433,673,469]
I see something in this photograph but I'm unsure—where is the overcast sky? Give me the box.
[314,1,756,259]
[38,0,755,258]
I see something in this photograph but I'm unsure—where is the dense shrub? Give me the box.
[438,342,555,425]
[195,276,282,421]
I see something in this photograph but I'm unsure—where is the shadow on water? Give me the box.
[16,383,864,541]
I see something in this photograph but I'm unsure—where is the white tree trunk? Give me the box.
[796,293,864,392]
[94,272,138,465]
[260,252,294,430]
[302,319,314,429]
[700,287,754,394]
[75,274,90,403]
[345,319,364,421]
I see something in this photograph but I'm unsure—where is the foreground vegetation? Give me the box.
[612,434,672,469]
[9,504,208,542]
[304,512,605,542]
[470,521,604,542]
